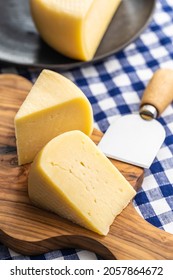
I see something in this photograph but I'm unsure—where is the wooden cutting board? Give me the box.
[0,74,173,260]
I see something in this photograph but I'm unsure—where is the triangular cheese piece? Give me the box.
[14,70,93,165]
[28,130,136,235]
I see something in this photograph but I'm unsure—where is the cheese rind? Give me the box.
[30,0,122,61]
[14,70,93,165]
[28,130,136,235]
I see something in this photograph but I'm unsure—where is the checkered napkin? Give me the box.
[0,0,173,260]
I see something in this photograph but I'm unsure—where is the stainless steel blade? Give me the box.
[98,114,165,168]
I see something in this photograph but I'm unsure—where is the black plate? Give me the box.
[0,0,156,70]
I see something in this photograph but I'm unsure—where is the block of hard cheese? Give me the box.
[28,130,136,235]
[30,0,122,61]
[14,70,93,165]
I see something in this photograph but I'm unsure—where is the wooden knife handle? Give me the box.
[140,69,173,116]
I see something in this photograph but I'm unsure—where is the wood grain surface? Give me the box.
[0,74,173,259]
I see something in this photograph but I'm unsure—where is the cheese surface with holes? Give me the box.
[14,70,93,165]
[28,130,136,235]
[30,0,122,61]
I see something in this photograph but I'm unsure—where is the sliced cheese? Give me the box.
[30,0,122,61]
[14,70,93,165]
[28,130,136,235]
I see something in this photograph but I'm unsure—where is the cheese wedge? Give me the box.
[30,0,122,61]
[28,130,136,235]
[14,70,93,165]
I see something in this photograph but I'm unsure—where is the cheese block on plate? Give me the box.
[14,70,93,165]
[30,0,122,61]
[28,130,136,235]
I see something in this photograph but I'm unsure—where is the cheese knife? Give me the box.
[98,69,173,168]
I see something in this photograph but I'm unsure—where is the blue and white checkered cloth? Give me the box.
[0,0,173,260]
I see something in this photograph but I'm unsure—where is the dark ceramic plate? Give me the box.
[0,0,156,70]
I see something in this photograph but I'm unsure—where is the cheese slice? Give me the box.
[30,0,122,61]
[14,70,93,165]
[28,130,136,235]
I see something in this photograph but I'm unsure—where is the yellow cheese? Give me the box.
[14,70,93,165]
[30,0,122,61]
[28,130,136,235]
